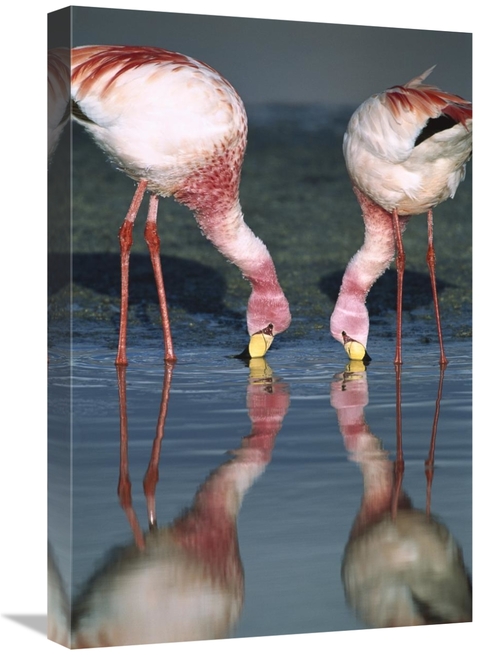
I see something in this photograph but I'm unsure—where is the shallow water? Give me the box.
[48,332,472,645]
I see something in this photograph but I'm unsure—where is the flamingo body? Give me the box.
[331,68,472,363]
[71,46,291,363]
[71,46,246,198]
[343,67,472,215]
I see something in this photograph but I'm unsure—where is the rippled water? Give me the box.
[48,333,472,646]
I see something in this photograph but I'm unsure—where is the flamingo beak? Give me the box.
[341,331,371,363]
[248,324,274,358]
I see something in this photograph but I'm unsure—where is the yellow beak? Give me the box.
[248,330,274,358]
[341,331,371,362]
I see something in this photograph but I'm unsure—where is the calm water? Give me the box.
[48,333,472,646]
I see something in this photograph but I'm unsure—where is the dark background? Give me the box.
[70,6,472,108]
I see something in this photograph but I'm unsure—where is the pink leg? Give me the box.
[116,180,148,366]
[426,210,448,366]
[392,209,405,365]
[144,196,177,363]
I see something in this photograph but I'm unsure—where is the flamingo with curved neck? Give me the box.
[331,67,472,365]
[71,45,291,364]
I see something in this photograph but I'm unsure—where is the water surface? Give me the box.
[48,334,472,646]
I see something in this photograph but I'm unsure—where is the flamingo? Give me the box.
[330,67,472,365]
[70,45,291,365]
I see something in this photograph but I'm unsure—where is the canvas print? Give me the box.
[48,6,472,649]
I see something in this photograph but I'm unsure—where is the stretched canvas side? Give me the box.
[48,6,71,649]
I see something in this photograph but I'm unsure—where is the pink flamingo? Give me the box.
[71,46,291,365]
[330,68,472,365]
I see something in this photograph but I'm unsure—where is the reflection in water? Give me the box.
[331,363,472,628]
[48,545,70,647]
[49,359,289,648]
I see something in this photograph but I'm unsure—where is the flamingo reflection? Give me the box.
[331,363,471,628]
[48,545,70,647]
[67,359,289,648]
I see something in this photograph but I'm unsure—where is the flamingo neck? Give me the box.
[205,208,290,336]
[330,188,409,346]
[195,199,285,289]
[173,153,290,335]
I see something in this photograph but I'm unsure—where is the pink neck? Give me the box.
[174,155,290,335]
[330,187,409,346]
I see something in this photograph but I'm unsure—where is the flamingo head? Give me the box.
[244,287,291,358]
[330,296,371,363]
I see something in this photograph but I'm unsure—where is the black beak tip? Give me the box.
[233,346,251,361]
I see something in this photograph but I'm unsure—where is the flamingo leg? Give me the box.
[144,195,177,363]
[143,362,174,529]
[426,209,448,366]
[116,180,148,366]
[392,209,405,365]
